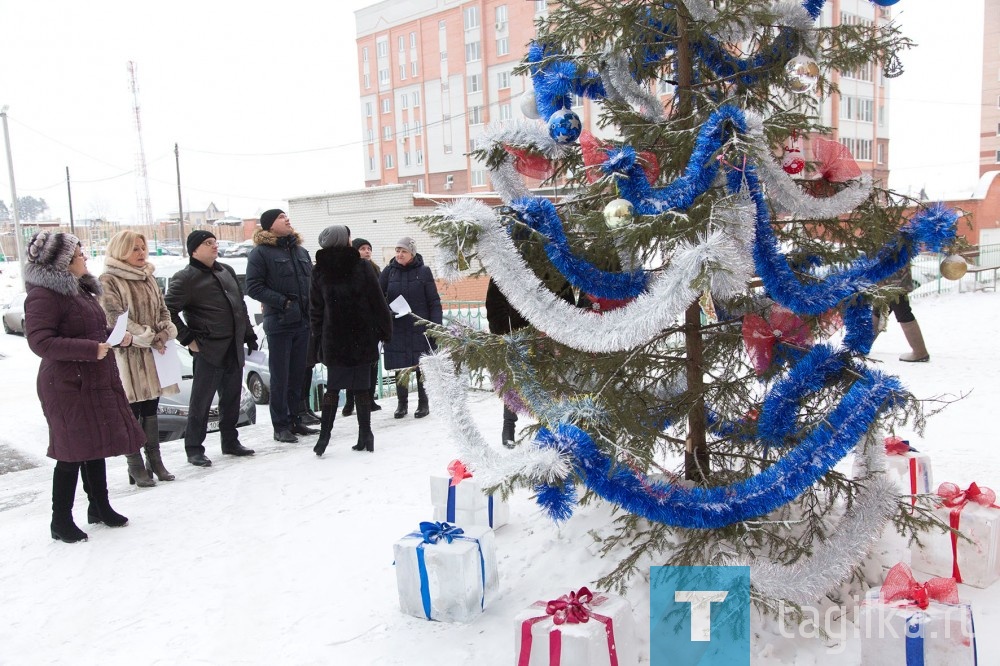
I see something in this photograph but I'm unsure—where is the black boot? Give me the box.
[314,394,338,457]
[81,459,128,528]
[51,462,87,543]
[342,391,355,417]
[502,406,517,448]
[414,370,429,419]
[356,391,374,452]
[369,364,382,411]
[394,378,409,419]
[297,398,322,426]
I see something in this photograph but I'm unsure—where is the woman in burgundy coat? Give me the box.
[24,231,145,543]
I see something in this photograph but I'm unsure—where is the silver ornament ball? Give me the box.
[603,198,635,228]
[519,90,541,119]
[786,55,820,94]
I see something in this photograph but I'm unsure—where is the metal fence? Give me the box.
[910,243,1000,298]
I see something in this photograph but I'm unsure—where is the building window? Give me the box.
[467,74,481,93]
[414,119,422,134]
[403,151,411,166]
[402,122,409,137]
[840,137,872,161]
[363,73,370,89]
[497,71,511,89]
[362,46,369,63]
[410,32,417,49]
[535,0,546,12]
[444,144,453,154]
[441,51,448,61]
[367,129,374,144]
[377,40,389,58]
[398,36,405,52]
[383,126,393,140]
[365,102,373,117]
[411,61,418,77]
[878,104,885,127]
[416,179,424,193]
[496,37,509,57]
[996,122,1000,136]
[996,150,1000,163]
[416,149,424,165]
[469,136,480,152]
[464,6,479,30]
[468,105,484,125]
[401,94,408,109]
[399,64,407,80]
[368,155,375,171]
[413,91,420,106]
[496,5,508,27]
[465,41,481,62]
[385,154,394,169]
[472,169,486,187]
[877,143,885,165]
[498,103,512,122]
[382,98,391,114]
[379,69,390,86]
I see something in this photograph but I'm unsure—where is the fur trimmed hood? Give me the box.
[253,228,304,248]
[103,257,156,281]
[24,263,102,297]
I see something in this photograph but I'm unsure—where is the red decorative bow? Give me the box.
[884,436,913,456]
[580,132,660,184]
[546,587,594,625]
[506,146,556,180]
[880,562,959,610]
[812,137,861,183]
[742,307,812,376]
[935,482,999,583]
[447,459,473,487]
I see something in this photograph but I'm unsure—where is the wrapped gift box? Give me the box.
[513,588,637,666]
[852,436,932,505]
[912,482,1000,589]
[859,565,977,665]
[394,521,499,623]
[430,460,509,529]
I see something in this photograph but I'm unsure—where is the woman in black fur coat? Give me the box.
[309,226,392,455]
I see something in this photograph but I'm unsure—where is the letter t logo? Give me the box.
[675,591,728,641]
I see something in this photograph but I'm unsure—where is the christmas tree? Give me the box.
[416,0,958,608]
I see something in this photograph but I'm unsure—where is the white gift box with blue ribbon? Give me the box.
[430,474,510,530]
[394,521,499,623]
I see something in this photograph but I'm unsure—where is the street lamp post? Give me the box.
[1,106,27,291]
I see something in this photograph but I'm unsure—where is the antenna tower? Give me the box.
[127,61,154,227]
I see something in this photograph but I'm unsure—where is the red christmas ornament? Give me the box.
[505,145,555,180]
[781,133,805,175]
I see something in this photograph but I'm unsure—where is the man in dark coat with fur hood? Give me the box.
[246,209,316,443]
[309,225,392,456]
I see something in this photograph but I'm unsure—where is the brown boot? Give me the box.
[126,453,156,487]
[899,320,929,362]
[142,416,174,481]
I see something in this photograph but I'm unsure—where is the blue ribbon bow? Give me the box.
[419,520,464,544]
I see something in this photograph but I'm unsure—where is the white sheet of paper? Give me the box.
[389,295,412,319]
[153,340,183,388]
[247,350,266,364]
[106,310,129,346]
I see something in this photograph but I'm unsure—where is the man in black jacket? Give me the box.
[245,209,316,443]
[165,230,258,467]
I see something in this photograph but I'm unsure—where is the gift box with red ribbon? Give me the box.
[852,436,933,504]
[393,521,499,623]
[513,587,637,666]
[430,459,510,529]
[859,563,977,665]
[912,481,1000,589]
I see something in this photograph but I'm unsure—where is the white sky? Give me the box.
[0,1,985,224]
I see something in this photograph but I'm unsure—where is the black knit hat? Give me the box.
[26,231,81,271]
[352,237,371,251]
[259,209,284,231]
[186,229,217,256]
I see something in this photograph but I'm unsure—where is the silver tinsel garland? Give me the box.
[679,0,817,44]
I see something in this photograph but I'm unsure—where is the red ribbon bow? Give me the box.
[880,562,959,610]
[447,459,473,487]
[580,131,660,184]
[742,307,812,375]
[884,436,912,456]
[546,587,594,625]
[935,481,999,583]
[812,137,862,183]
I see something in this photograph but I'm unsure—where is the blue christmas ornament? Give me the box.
[870,0,900,6]
[548,109,582,144]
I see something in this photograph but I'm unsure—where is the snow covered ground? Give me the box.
[0,281,997,664]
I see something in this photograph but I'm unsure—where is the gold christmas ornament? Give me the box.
[603,198,634,228]
[939,254,968,280]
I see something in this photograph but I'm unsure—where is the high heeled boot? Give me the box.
[413,370,429,419]
[142,415,174,481]
[126,452,155,487]
[314,393,338,457]
[50,462,87,543]
[81,459,128,528]
[355,391,374,452]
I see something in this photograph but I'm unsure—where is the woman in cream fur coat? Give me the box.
[100,231,180,487]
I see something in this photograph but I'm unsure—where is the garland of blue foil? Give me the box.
[509,196,650,299]
[532,365,903,528]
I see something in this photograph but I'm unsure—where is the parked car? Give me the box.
[224,239,255,258]
[215,240,236,256]
[157,351,257,443]
[242,324,325,405]
[2,292,26,335]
